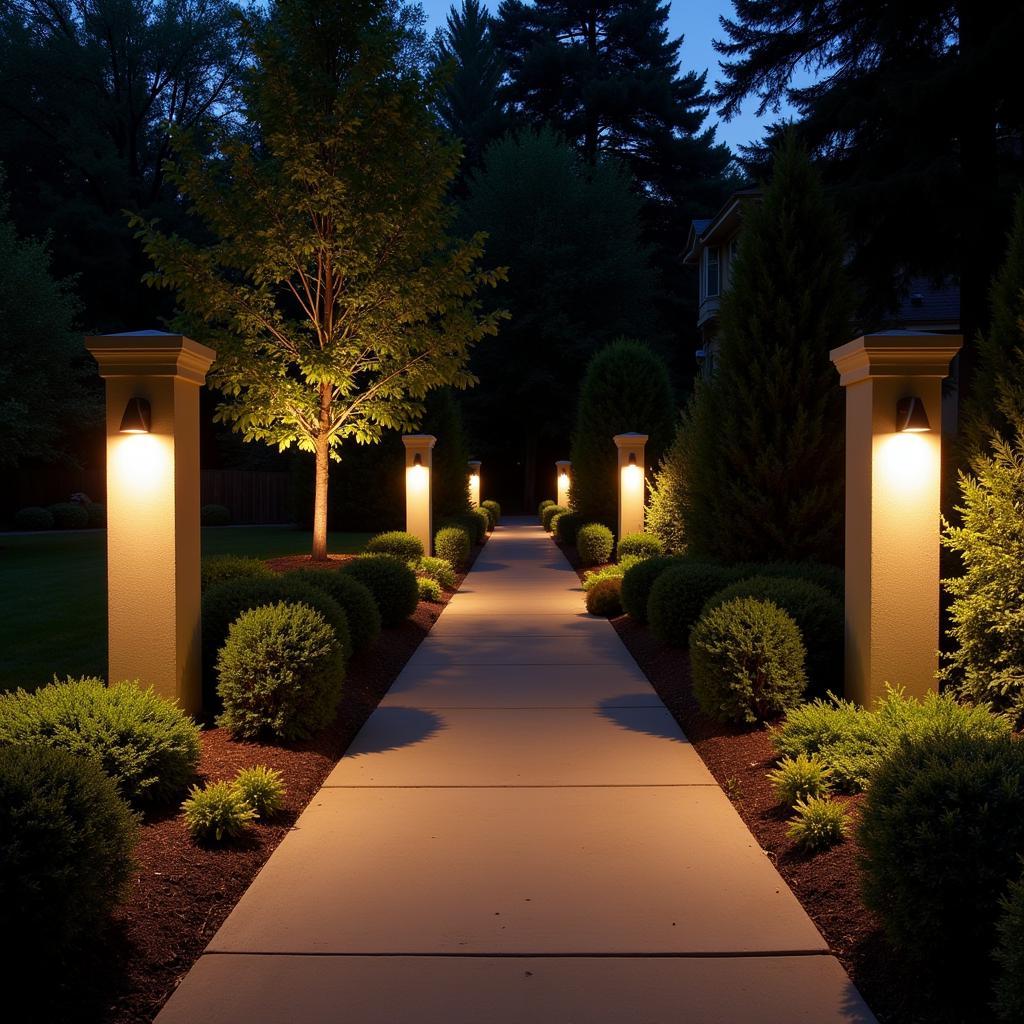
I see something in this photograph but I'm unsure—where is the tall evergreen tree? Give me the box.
[135,0,502,560]
[685,135,851,565]
[431,0,506,175]
[645,416,688,553]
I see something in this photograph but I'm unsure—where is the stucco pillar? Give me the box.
[85,330,216,715]
[613,433,647,539]
[468,459,481,509]
[556,460,572,509]
[403,434,436,555]
[830,332,962,707]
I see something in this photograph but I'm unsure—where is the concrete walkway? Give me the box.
[157,519,876,1023]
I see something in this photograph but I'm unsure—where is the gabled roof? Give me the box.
[683,188,761,266]
[893,277,960,327]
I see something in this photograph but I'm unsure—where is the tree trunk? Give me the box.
[311,383,331,561]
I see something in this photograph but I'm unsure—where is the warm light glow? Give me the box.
[558,472,569,485]
[622,462,643,488]
[111,433,170,493]
[876,432,936,496]
[407,462,429,493]
[468,472,480,507]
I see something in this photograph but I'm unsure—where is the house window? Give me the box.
[705,247,720,297]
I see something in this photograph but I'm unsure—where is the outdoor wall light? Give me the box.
[896,396,930,433]
[119,397,151,434]
[413,452,423,467]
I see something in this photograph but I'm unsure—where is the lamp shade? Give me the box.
[896,396,930,433]
[119,397,151,434]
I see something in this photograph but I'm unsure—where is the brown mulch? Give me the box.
[69,545,479,1024]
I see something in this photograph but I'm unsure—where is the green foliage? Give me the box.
[472,506,491,540]
[440,510,487,545]
[569,338,674,529]
[786,796,848,852]
[0,677,201,806]
[690,598,807,723]
[481,500,501,525]
[774,687,1013,794]
[703,575,843,696]
[434,526,471,570]
[0,746,138,962]
[859,733,1024,981]
[134,1,503,560]
[14,506,53,530]
[85,503,106,528]
[620,555,686,622]
[182,780,258,844]
[416,556,457,589]
[941,435,1024,724]
[417,576,443,602]
[538,499,555,518]
[586,577,623,617]
[685,135,850,564]
[200,504,231,527]
[48,502,89,529]
[232,765,286,819]
[733,560,844,601]
[767,753,833,808]
[282,569,381,652]
[202,577,352,708]
[201,555,273,592]
[616,533,664,561]
[582,557,642,591]
[541,504,567,532]
[554,511,582,545]
[216,602,345,741]
[576,523,614,567]
[367,531,425,562]
[648,562,741,646]
[994,865,1024,1022]
[645,416,689,553]
[423,388,474,522]
[340,555,419,627]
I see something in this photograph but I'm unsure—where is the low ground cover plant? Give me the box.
[787,796,848,852]
[417,577,443,602]
[767,752,833,807]
[576,522,614,566]
[541,504,566,531]
[201,554,273,592]
[283,568,380,652]
[620,555,685,622]
[689,597,807,723]
[182,780,258,844]
[233,765,286,818]
[216,601,345,741]
[0,677,201,806]
[0,745,138,968]
[366,530,424,562]
[586,577,623,617]
[415,555,457,589]
[200,503,231,526]
[616,532,664,560]
[647,561,742,646]
[772,687,1011,793]
[434,525,471,570]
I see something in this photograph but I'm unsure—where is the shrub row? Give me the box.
[14,502,103,530]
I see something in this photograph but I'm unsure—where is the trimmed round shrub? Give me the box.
[576,522,614,567]
[482,500,501,526]
[366,530,425,562]
[735,560,844,601]
[994,866,1024,1022]
[541,504,567,532]
[616,532,664,561]
[554,510,582,545]
[859,732,1024,984]
[201,554,273,592]
[472,507,490,540]
[85,502,106,528]
[48,502,89,529]
[703,576,843,696]
[182,780,257,844]
[216,601,345,740]
[0,677,201,806]
[586,577,623,617]
[340,554,419,626]
[201,503,231,526]
[202,577,352,710]
[0,745,138,962]
[479,503,496,530]
[435,525,471,570]
[620,555,685,622]
[538,499,555,518]
[283,569,381,652]
[14,505,53,530]
[416,556,457,589]
[648,561,741,645]
[689,597,807,723]
[418,576,443,602]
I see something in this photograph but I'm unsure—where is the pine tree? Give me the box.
[135,0,503,560]
[685,134,851,564]
[569,338,674,532]
[645,416,688,553]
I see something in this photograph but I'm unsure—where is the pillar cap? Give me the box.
[402,434,437,449]
[830,332,962,387]
[613,433,648,447]
[555,459,571,468]
[85,330,216,385]
[467,459,481,466]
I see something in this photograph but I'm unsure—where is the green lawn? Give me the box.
[0,526,371,692]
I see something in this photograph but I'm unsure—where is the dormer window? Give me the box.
[705,247,720,297]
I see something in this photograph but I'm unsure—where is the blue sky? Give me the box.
[418,0,799,154]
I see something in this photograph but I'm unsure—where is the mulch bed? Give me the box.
[72,544,482,1024]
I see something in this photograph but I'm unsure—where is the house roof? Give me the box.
[892,277,960,328]
[683,188,761,266]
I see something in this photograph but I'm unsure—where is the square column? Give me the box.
[556,460,571,509]
[86,330,216,714]
[468,460,481,509]
[403,434,437,555]
[830,332,962,707]
[613,434,647,539]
